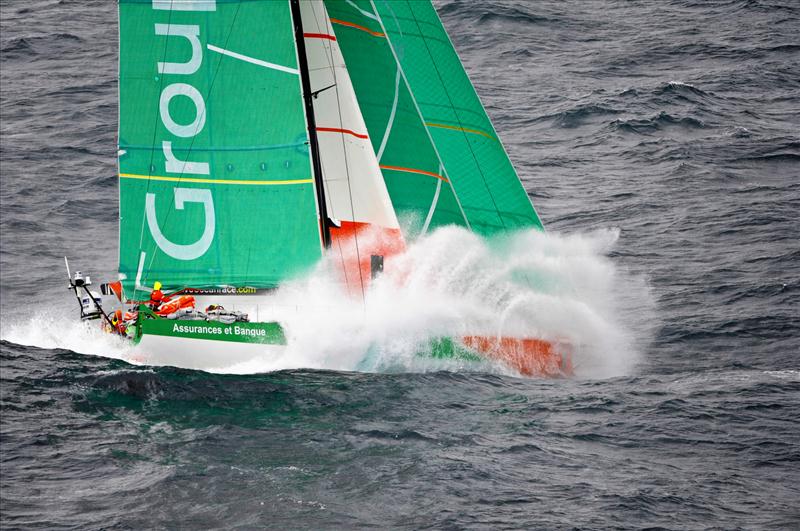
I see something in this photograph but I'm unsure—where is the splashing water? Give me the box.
[1,227,654,378]
[1,308,140,363]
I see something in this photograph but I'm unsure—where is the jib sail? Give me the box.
[323,0,469,238]
[327,0,544,236]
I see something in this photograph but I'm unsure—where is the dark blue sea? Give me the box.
[1,0,799,528]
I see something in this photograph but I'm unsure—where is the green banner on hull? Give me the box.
[366,0,544,235]
[140,318,286,345]
[118,0,322,296]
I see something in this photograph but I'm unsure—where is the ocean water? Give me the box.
[1,0,798,528]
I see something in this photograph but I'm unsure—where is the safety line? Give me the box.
[120,173,312,186]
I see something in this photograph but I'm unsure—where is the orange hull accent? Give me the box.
[329,221,405,297]
[462,336,573,378]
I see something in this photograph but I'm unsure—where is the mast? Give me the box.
[290,0,332,248]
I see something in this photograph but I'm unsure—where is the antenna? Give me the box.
[64,256,72,283]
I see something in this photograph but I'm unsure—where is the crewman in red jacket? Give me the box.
[149,281,170,310]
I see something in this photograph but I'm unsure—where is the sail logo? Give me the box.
[146,0,217,261]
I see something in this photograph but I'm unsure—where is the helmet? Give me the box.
[153,281,162,291]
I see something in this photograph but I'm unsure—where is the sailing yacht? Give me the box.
[69,0,572,377]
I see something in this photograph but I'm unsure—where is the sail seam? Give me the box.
[345,0,378,21]
[376,68,400,161]
[207,44,299,75]
[420,163,443,235]
[120,173,312,186]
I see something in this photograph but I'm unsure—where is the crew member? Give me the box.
[149,281,170,310]
[110,310,125,335]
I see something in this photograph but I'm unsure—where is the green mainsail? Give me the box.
[118,0,322,296]
[326,0,544,236]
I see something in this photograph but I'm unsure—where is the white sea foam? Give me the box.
[1,307,140,363]
[1,227,655,379]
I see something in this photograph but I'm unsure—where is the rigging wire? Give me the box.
[138,2,243,289]
[132,2,175,300]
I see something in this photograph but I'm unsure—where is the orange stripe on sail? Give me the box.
[425,121,496,141]
[379,164,449,182]
[317,127,369,140]
[304,32,336,41]
[330,18,385,37]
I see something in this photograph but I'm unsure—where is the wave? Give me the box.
[610,112,706,134]
[0,32,82,58]
[654,81,715,99]
[548,104,622,129]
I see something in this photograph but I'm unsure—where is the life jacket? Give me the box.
[150,289,168,303]
[112,309,126,334]
[155,295,196,316]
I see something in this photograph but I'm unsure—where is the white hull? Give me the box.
[133,331,287,372]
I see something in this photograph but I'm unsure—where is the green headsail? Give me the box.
[323,0,468,238]
[328,0,544,236]
[118,0,322,296]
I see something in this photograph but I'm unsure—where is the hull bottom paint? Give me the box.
[462,336,573,378]
[429,336,573,378]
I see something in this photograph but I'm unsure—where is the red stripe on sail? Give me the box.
[304,32,336,41]
[317,127,369,140]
